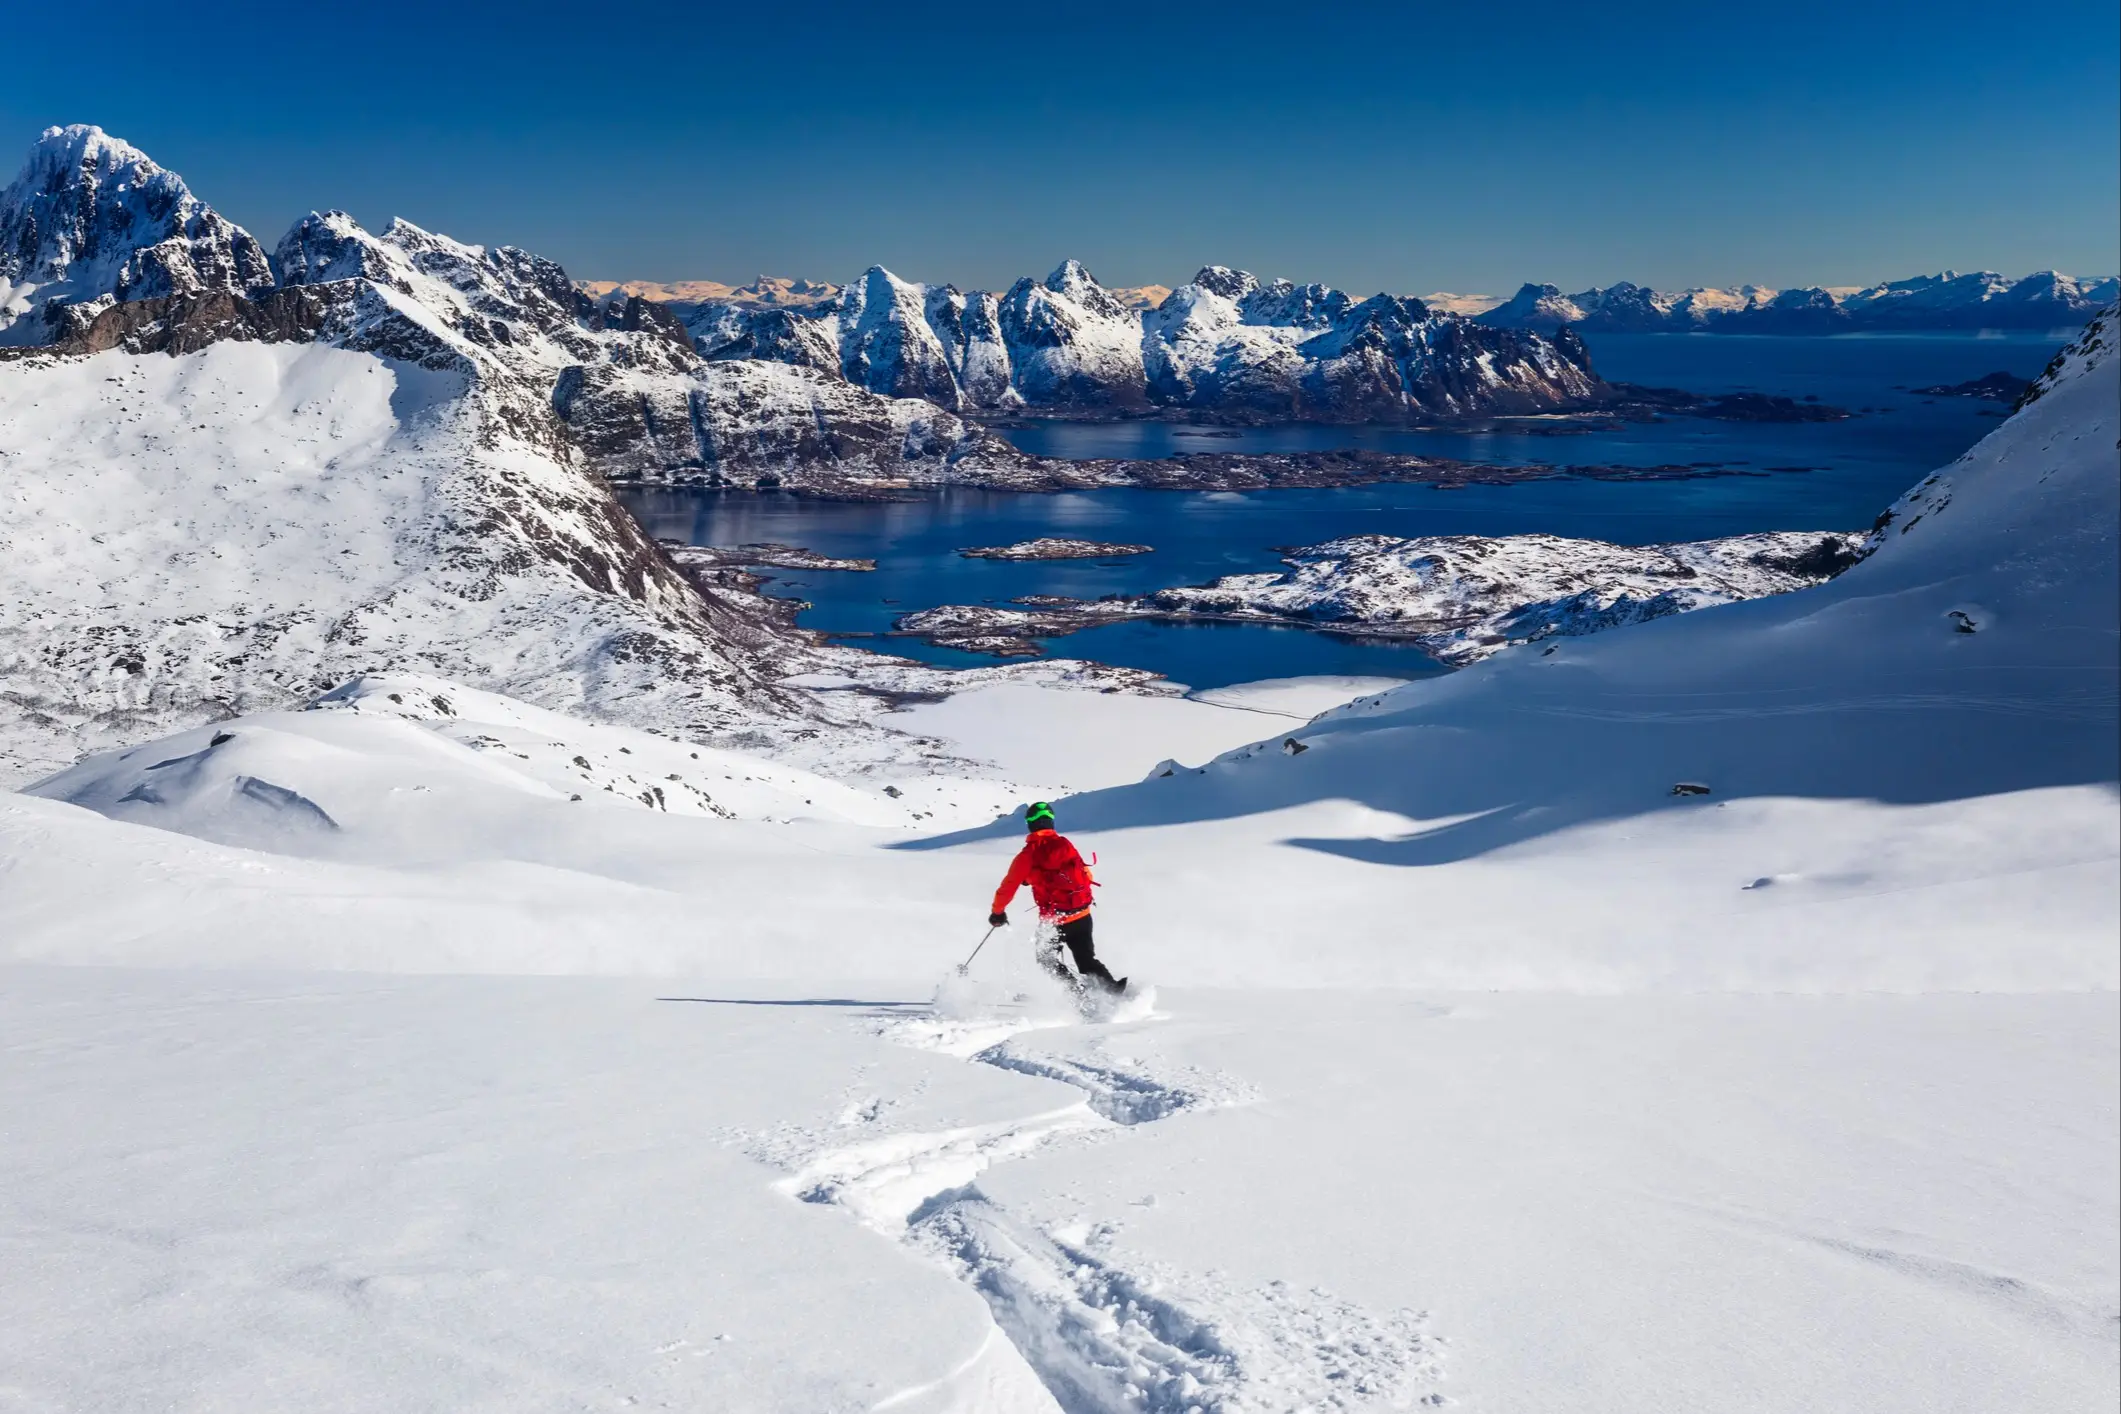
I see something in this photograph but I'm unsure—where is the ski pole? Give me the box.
[957,926,998,976]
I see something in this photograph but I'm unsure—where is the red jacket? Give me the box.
[992,829,1096,921]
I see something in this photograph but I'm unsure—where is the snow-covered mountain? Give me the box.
[0,128,889,779]
[0,124,276,345]
[1482,270,2119,333]
[677,261,1607,421]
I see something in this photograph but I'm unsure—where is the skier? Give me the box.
[988,802,1126,995]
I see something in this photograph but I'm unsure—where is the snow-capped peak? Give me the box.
[272,211,393,286]
[0,124,274,343]
[1192,265,1259,300]
[20,123,160,183]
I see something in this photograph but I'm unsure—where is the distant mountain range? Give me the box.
[577,264,2117,421]
[580,275,1177,315]
[603,269,2116,339]
[1478,272,2118,333]
[642,262,1605,422]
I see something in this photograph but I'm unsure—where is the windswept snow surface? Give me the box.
[2,314,2116,1409]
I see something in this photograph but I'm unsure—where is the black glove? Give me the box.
[988,912,1009,927]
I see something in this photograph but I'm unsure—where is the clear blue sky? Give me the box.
[6,0,2114,295]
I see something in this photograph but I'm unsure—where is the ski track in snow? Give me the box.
[753,998,1444,1412]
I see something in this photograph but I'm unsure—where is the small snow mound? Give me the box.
[30,724,343,851]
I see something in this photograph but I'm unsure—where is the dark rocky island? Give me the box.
[1911,371,2031,402]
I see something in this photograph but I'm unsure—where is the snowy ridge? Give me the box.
[1481,270,2119,333]
[24,674,934,853]
[0,124,1078,776]
[0,311,799,781]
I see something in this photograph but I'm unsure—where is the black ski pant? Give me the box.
[1044,914,1119,989]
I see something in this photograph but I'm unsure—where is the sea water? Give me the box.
[618,331,2070,689]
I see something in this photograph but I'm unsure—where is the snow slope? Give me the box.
[0,336,798,784]
[2,961,2109,1411]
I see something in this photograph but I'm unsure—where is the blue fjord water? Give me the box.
[619,331,2070,689]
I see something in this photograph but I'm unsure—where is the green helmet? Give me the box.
[1024,801,1056,830]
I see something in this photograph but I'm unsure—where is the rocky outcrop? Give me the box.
[959,539,1153,560]
[923,284,1018,408]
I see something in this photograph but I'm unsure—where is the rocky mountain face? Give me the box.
[1481,270,2120,333]
[0,125,277,345]
[675,261,1605,421]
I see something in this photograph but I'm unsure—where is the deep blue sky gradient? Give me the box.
[6,0,2114,295]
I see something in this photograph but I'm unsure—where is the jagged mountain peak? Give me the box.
[1,123,273,343]
[1192,265,1259,300]
[850,263,922,298]
[20,123,159,180]
[273,210,391,285]
[1044,257,1098,289]
[1241,277,1355,330]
